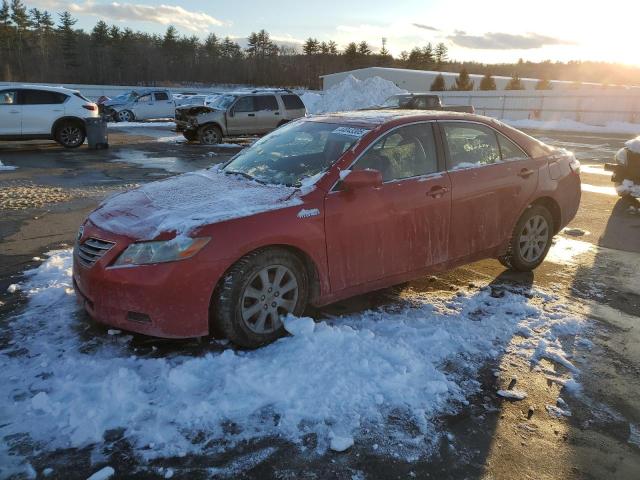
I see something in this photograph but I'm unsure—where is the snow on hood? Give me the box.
[625,136,640,155]
[89,168,302,239]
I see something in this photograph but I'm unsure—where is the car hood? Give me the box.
[88,168,303,240]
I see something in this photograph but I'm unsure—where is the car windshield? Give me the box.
[210,94,237,109]
[223,120,367,187]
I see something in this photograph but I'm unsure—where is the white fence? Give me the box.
[439,90,640,125]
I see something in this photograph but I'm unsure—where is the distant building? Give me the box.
[320,67,633,92]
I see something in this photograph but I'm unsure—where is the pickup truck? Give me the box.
[174,90,306,144]
[102,88,206,122]
[377,93,475,113]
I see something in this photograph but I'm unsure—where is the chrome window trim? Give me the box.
[329,120,440,192]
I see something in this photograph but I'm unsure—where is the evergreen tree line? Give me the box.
[1,1,639,89]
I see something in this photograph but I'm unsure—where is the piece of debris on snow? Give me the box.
[562,227,589,237]
[7,284,20,293]
[330,434,354,452]
[87,466,115,480]
[283,315,315,337]
[497,389,528,400]
[546,404,571,417]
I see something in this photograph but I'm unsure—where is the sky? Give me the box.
[31,0,640,65]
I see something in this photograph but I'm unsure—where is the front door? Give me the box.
[324,123,451,291]
[439,121,540,260]
[0,89,21,135]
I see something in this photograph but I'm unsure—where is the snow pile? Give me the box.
[0,160,17,171]
[0,250,589,474]
[88,167,302,239]
[625,136,640,154]
[301,75,407,114]
[616,179,640,197]
[505,119,640,136]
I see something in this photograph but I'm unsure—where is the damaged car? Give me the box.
[605,136,640,197]
[174,90,306,144]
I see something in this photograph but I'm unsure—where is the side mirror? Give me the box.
[342,169,383,191]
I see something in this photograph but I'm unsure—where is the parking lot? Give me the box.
[1,125,639,479]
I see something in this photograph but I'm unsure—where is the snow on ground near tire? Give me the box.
[301,75,406,114]
[0,250,589,475]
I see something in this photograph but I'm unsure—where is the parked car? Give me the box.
[376,93,475,113]
[102,88,176,122]
[605,137,640,197]
[0,85,98,148]
[73,111,581,348]
[174,90,306,144]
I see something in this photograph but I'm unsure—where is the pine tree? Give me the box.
[430,73,446,91]
[535,77,552,90]
[452,68,473,90]
[505,73,524,90]
[479,73,496,90]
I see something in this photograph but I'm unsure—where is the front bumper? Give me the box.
[604,163,640,183]
[72,222,228,338]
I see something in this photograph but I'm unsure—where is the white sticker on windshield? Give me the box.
[332,127,370,138]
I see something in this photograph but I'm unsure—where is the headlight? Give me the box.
[113,237,210,267]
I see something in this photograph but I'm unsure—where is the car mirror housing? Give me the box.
[342,169,383,191]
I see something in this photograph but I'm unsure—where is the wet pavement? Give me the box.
[1,125,639,479]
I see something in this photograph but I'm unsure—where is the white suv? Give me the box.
[0,85,98,148]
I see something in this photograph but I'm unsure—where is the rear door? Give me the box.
[324,122,451,291]
[0,89,21,135]
[439,121,539,260]
[20,89,67,135]
[153,91,174,118]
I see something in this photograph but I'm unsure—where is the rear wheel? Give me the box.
[183,130,198,142]
[498,205,554,271]
[213,248,309,348]
[55,120,85,148]
[199,124,222,145]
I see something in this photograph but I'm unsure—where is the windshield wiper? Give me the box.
[224,170,266,184]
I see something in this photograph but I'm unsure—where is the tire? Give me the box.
[55,120,85,148]
[199,124,222,145]
[183,130,198,142]
[498,205,554,272]
[213,248,309,349]
[116,110,134,122]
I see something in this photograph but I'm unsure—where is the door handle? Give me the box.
[427,185,449,198]
[248,113,255,117]
[518,168,535,178]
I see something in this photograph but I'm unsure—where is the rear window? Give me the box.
[281,94,305,110]
[154,92,169,101]
[21,89,67,105]
[255,95,279,111]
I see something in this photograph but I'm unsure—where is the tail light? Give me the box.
[83,104,97,111]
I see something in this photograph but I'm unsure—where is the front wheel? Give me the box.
[498,205,554,272]
[213,248,309,348]
[55,120,85,148]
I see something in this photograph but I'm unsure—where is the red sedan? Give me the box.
[73,111,581,348]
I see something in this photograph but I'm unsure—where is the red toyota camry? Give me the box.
[73,111,581,348]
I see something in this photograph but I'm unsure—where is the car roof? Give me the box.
[305,110,490,128]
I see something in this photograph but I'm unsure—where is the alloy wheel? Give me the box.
[241,265,299,334]
[518,214,549,263]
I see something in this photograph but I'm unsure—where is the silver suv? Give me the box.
[174,90,306,144]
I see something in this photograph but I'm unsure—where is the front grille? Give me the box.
[76,237,115,268]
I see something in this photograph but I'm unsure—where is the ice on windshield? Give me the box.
[223,121,367,186]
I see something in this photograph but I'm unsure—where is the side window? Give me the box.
[233,96,254,113]
[136,94,152,103]
[353,123,439,182]
[282,94,305,110]
[21,90,67,105]
[154,92,169,101]
[441,123,501,170]
[254,95,278,111]
[497,132,528,161]
[0,90,17,105]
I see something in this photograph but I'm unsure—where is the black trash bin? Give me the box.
[85,117,109,150]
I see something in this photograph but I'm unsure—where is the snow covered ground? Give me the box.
[0,244,591,477]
